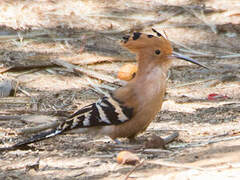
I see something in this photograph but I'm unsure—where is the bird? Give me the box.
[0,28,208,151]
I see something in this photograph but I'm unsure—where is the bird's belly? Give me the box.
[108,112,156,139]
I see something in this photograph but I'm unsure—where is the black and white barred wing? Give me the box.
[0,95,133,151]
[59,95,133,132]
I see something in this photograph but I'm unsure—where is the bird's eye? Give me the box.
[155,49,161,55]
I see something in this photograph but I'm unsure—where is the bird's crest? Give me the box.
[121,29,173,58]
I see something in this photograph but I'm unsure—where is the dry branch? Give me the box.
[172,75,239,89]
[86,78,109,96]
[51,59,124,86]
[217,53,240,59]
[183,7,217,33]
[163,132,179,144]
[0,97,31,104]
[16,121,60,135]
[5,110,70,116]
[0,31,48,42]
[124,160,145,180]
[148,160,205,171]
[0,115,23,121]
[169,135,240,149]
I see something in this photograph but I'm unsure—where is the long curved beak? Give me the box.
[171,52,209,70]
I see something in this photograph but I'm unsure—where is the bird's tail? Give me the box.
[0,103,93,151]
[0,103,94,151]
[0,128,63,151]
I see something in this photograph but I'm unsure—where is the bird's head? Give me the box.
[121,28,208,70]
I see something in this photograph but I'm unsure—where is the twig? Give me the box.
[86,78,109,96]
[170,78,216,89]
[178,48,215,57]
[71,58,132,66]
[51,59,124,86]
[148,160,205,171]
[172,75,239,89]
[187,54,216,58]
[124,160,145,180]
[97,83,116,91]
[163,132,179,144]
[183,7,217,33]
[0,97,31,104]
[143,149,172,153]
[17,86,31,96]
[172,41,211,56]
[147,160,238,178]
[0,115,23,121]
[217,53,240,59]
[4,64,55,72]
[86,14,163,21]
[0,31,48,41]
[169,135,240,149]
[16,121,60,135]
[196,130,240,140]
[106,144,143,151]
[5,110,70,116]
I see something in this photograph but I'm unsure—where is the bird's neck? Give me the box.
[135,53,171,79]
[114,55,171,112]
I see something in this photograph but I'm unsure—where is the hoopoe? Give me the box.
[0,29,208,151]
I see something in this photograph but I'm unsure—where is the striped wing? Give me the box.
[0,95,134,151]
[56,95,134,132]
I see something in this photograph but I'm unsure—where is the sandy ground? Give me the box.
[0,0,240,179]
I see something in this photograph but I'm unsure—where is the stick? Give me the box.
[16,121,60,135]
[163,132,179,144]
[86,78,109,96]
[0,115,23,121]
[148,160,205,171]
[51,59,124,86]
[0,97,31,104]
[169,135,240,149]
[5,110,70,116]
[0,31,48,41]
[217,53,240,59]
[124,160,145,180]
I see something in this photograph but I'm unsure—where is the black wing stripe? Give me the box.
[69,104,93,119]
[100,97,119,124]
[67,95,133,128]
[121,104,133,119]
[89,103,106,126]
[56,95,134,130]
[109,93,134,120]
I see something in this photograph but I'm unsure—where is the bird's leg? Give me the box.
[113,139,121,144]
